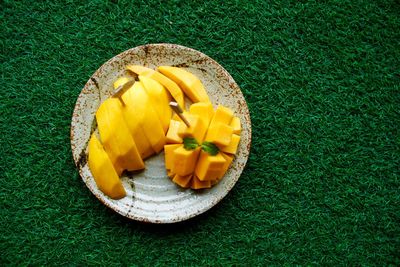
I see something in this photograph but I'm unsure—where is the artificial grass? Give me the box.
[1,0,399,265]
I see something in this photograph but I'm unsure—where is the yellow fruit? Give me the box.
[96,98,144,174]
[189,102,215,127]
[171,146,201,176]
[194,151,227,181]
[164,144,181,171]
[139,76,172,134]
[157,66,210,103]
[126,65,184,108]
[230,116,241,134]
[172,174,192,188]
[178,114,208,143]
[88,134,126,199]
[166,120,183,144]
[219,134,240,154]
[205,122,234,146]
[210,105,234,125]
[122,82,166,153]
[191,176,211,189]
[113,76,133,89]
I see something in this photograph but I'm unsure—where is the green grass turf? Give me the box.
[1,0,399,265]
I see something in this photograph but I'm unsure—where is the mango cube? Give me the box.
[178,114,207,143]
[166,120,183,144]
[194,151,227,181]
[230,116,241,134]
[172,174,192,188]
[210,105,234,125]
[189,102,215,127]
[164,144,181,170]
[219,134,240,154]
[205,122,233,146]
[172,146,201,176]
[191,176,211,189]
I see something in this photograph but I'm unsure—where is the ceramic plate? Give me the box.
[70,43,251,223]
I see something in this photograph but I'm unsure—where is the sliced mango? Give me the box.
[191,176,211,189]
[164,144,181,170]
[122,82,166,153]
[113,76,133,89]
[210,105,234,125]
[172,174,192,188]
[171,146,201,176]
[177,114,207,143]
[166,120,183,144]
[157,66,210,103]
[96,98,144,174]
[219,134,240,154]
[126,65,184,108]
[139,76,172,134]
[88,134,126,199]
[220,153,234,177]
[230,116,241,134]
[205,122,233,146]
[189,102,215,128]
[194,151,227,181]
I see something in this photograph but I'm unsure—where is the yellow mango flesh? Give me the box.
[171,146,201,176]
[164,144,181,171]
[189,102,215,128]
[139,76,172,134]
[166,120,183,144]
[172,174,192,188]
[126,65,184,108]
[96,98,144,174]
[178,114,207,143]
[157,66,210,103]
[113,79,154,159]
[88,134,126,199]
[113,76,133,89]
[219,134,241,154]
[210,105,234,125]
[191,176,211,189]
[230,116,241,134]
[194,151,227,181]
[205,122,233,146]
[122,82,166,153]
[219,153,234,178]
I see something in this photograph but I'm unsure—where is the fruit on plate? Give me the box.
[88,134,126,199]
[164,102,241,189]
[157,66,210,103]
[87,65,241,198]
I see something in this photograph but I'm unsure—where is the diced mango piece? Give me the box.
[189,102,215,128]
[172,174,192,188]
[220,153,234,177]
[209,105,234,125]
[178,114,207,143]
[139,76,172,134]
[122,82,166,153]
[191,176,211,189]
[219,134,241,154]
[167,169,175,178]
[166,120,183,144]
[113,76,133,90]
[164,144,181,170]
[96,98,144,174]
[88,134,126,199]
[230,116,241,134]
[157,66,210,103]
[194,151,227,181]
[205,122,233,146]
[126,65,184,108]
[172,146,201,176]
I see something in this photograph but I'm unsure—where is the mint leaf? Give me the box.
[201,141,219,156]
[183,137,199,150]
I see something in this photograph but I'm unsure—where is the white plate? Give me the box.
[70,44,251,223]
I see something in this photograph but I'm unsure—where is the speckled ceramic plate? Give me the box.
[70,44,251,223]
